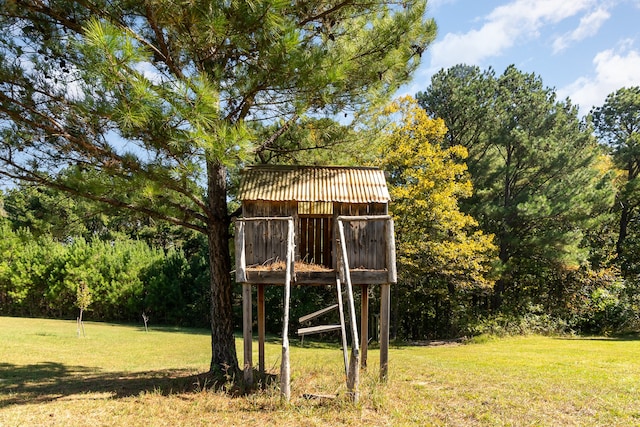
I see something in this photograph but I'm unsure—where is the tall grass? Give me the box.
[1,316,640,426]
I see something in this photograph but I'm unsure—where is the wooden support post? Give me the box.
[336,278,349,378]
[235,220,247,283]
[385,219,397,284]
[258,283,265,374]
[360,284,368,369]
[242,283,253,386]
[380,283,391,382]
[280,218,295,401]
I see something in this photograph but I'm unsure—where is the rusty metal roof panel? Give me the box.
[238,166,390,203]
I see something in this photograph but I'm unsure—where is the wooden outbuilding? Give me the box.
[235,165,396,400]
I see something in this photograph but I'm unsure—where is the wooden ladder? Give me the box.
[296,284,350,379]
[292,216,361,402]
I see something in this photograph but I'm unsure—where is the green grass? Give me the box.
[2,316,640,426]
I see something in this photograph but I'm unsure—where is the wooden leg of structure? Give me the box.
[280,218,294,401]
[360,284,368,369]
[380,283,390,382]
[242,283,253,386]
[257,283,265,374]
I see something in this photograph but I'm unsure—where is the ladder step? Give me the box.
[297,324,342,336]
[298,304,339,323]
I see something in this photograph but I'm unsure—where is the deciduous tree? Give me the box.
[375,96,497,337]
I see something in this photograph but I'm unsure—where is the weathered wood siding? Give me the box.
[241,201,389,270]
[242,201,295,266]
[335,203,388,270]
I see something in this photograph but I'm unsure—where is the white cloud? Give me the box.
[428,0,596,71]
[552,7,611,53]
[559,41,640,114]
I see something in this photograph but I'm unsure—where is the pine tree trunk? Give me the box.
[206,160,240,378]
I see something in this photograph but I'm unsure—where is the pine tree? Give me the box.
[0,0,436,376]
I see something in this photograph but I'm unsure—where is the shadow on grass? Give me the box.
[0,362,263,408]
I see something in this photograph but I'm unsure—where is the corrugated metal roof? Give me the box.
[238,165,390,203]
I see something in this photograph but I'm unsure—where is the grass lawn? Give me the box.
[1,316,640,426]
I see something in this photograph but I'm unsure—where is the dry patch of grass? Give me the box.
[2,317,640,426]
[249,260,332,271]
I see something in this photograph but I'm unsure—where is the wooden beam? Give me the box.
[298,304,339,323]
[235,220,247,282]
[237,216,294,222]
[297,324,342,335]
[242,283,253,385]
[385,220,397,284]
[337,215,392,221]
[258,283,265,373]
[380,283,390,382]
[361,284,368,369]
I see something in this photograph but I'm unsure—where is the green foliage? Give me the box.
[592,86,640,271]
[141,245,211,327]
[250,117,369,166]
[417,65,616,315]
[0,219,210,324]
[469,311,571,337]
[3,185,88,240]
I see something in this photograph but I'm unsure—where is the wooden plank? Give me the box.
[300,217,308,262]
[380,283,390,382]
[238,216,294,221]
[258,283,265,373]
[242,283,253,385]
[298,304,339,323]
[386,220,397,284]
[297,324,342,336]
[235,220,247,283]
[322,217,331,267]
[314,218,322,266]
[361,284,368,369]
[337,215,392,221]
[373,220,384,269]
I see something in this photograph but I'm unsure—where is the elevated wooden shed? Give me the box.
[235,165,396,398]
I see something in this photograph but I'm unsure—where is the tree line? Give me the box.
[0,187,212,325]
[2,70,638,341]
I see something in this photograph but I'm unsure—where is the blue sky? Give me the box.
[401,0,640,117]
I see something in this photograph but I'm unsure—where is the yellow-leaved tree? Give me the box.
[375,96,498,338]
